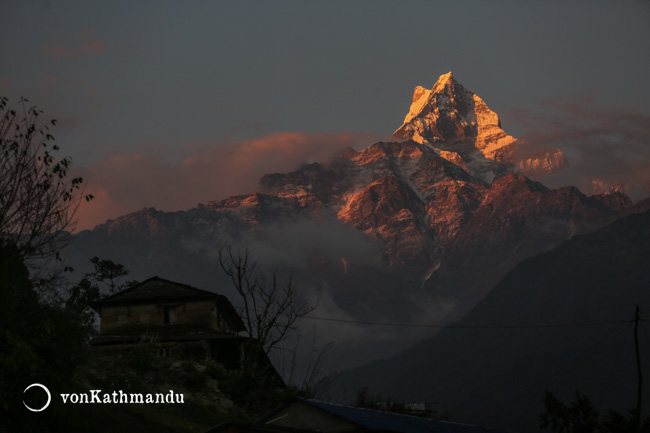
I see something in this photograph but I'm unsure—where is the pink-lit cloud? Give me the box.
[515,97,650,199]
[80,40,107,55]
[73,131,377,231]
[44,31,107,59]
[0,77,14,92]
[48,46,80,59]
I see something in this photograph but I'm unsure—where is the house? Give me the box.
[206,398,513,433]
[90,276,251,369]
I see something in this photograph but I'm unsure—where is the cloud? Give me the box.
[44,31,106,59]
[80,40,107,55]
[48,46,80,59]
[239,215,384,274]
[515,97,650,199]
[73,131,376,231]
[0,77,14,93]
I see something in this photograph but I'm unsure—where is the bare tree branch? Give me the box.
[0,97,93,266]
[218,245,316,353]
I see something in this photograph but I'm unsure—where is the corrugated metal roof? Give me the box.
[204,421,314,433]
[90,276,246,331]
[296,399,511,433]
[92,276,222,305]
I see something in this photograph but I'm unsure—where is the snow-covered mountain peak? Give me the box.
[431,70,455,91]
[394,72,509,147]
[393,72,566,179]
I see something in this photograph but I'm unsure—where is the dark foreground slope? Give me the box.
[331,210,650,433]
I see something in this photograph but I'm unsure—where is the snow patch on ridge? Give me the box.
[393,71,566,181]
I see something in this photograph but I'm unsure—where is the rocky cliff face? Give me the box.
[394,72,514,149]
[258,138,642,306]
[71,72,647,367]
[394,71,567,181]
[84,136,641,325]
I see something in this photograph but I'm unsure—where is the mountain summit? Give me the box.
[70,71,647,369]
[394,71,516,153]
[394,72,566,179]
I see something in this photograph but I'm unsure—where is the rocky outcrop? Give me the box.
[89,132,639,311]
[74,71,644,332]
[394,71,567,179]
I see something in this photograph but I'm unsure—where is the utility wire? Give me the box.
[234,303,633,329]
[299,315,633,329]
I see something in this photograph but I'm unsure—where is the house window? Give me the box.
[163,307,177,325]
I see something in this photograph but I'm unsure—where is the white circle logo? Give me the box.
[23,383,51,412]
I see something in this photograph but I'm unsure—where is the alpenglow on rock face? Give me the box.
[394,71,567,178]
[71,70,646,342]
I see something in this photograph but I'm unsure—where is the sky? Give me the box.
[1,1,649,231]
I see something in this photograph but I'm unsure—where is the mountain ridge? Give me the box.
[330,209,650,433]
[70,72,648,370]
[394,71,567,182]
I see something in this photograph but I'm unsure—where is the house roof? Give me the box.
[90,330,243,346]
[204,421,314,433]
[257,398,512,433]
[90,276,246,331]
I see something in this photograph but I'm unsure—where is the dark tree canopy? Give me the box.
[0,96,92,264]
[85,256,137,295]
[0,241,94,431]
[540,391,650,433]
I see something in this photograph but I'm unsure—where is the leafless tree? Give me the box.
[0,97,92,263]
[218,245,316,354]
[286,333,334,399]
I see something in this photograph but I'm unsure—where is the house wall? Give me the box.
[93,339,211,359]
[99,300,235,333]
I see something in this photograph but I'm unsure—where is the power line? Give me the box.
[299,315,633,330]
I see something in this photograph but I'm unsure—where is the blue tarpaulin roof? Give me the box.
[296,398,512,433]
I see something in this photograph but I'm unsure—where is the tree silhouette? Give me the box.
[0,97,92,264]
[540,391,650,433]
[218,245,316,354]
